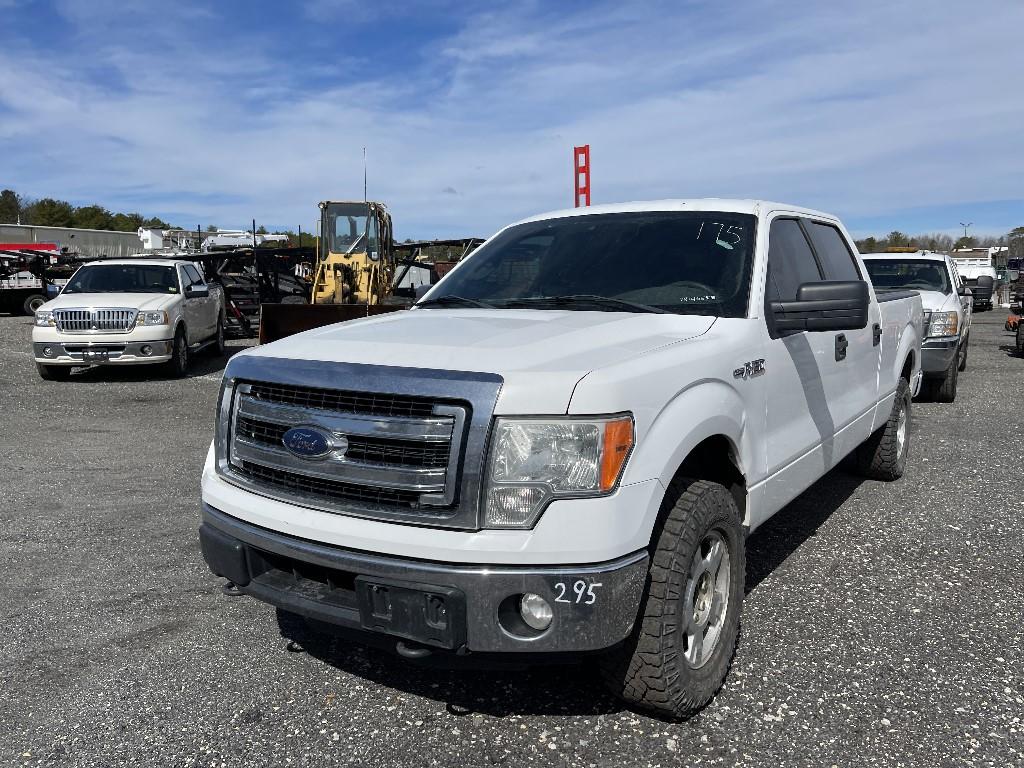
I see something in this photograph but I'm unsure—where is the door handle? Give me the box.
[835,333,848,361]
[872,323,882,347]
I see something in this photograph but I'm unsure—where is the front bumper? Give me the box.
[200,503,648,654]
[33,340,173,365]
[921,337,958,374]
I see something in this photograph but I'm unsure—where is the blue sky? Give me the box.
[1,0,1022,240]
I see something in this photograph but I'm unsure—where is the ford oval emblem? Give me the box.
[282,426,334,459]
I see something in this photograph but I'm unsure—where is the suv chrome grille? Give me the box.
[54,308,138,333]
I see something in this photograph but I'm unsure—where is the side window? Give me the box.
[765,218,822,303]
[806,221,860,281]
[183,264,204,286]
[367,215,379,260]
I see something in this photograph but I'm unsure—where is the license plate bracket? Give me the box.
[354,576,466,649]
[82,347,109,362]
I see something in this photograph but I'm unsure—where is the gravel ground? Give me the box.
[1,312,1021,768]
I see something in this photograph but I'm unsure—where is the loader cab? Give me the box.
[312,200,394,305]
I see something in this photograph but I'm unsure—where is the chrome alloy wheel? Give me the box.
[896,402,908,459]
[682,530,731,668]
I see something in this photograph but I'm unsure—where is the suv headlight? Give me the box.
[483,415,634,529]
[135,310,169,326]
[34,310,55,327]
[927,311,958,338]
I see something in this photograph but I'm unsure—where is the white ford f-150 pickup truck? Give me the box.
[862,251,972,403]
[32,258,226,380]
[200,200,923,719]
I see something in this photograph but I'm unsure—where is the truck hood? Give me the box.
[244,309,716,414]
[41,293,177,312]
[915,290,957,313]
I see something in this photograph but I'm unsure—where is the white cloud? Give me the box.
[0,0,1022,237]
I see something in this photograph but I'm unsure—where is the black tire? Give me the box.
[1016,321,1024,355]
[165,326,189,378]
[958,336,968,372]
[36,362,72,381]
[23,294,47,315]
[856,377,911,480]
[931,348,959,403]
[213,317,226,356]
[600,479,744,720]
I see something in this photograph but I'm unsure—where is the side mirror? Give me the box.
[414,284,431,299]
[771,280,869,333]
[957,283,971,297]
[185,284,209,299]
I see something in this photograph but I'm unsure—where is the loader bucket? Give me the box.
[258,303,406,344]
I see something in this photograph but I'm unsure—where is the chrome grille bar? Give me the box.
[54,307,138,334]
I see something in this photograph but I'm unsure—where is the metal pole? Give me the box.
[363,147,367,202]
[252,218,257,249]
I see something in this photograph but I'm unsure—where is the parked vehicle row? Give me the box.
[862,251,972,402]
[198,199,924,720]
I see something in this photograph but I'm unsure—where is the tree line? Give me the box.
[0,188,171,232]
[854,228,1024,257]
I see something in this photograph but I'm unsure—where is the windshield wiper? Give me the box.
[415,295,495,309]
[504,295,667,314]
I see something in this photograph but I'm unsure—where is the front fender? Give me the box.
[624,379,750,522]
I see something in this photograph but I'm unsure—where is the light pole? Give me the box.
[959,221,973,240]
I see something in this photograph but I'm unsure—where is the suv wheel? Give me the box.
[1017,321,1024,355]
[166,327,189,378]
[958,337,968,372]
[600,478,744,720]
[931,349,959,403]
[856,377,911,480]
[213,317,226,356]
[36,363,72,381]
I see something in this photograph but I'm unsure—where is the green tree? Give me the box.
[256,225,268,234]
[23,198,75,227]
[857,236,879,253]
[141,216,170,229]
[72,204,114,230]
[206,225,218,232]
[0,189,20,224]
[954,236,977,250]
[886,230,909,247]
[110,212,145,231]
[1008,227,1024,258]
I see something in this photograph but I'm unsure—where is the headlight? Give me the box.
[135,310,169,326]
[483,415,634,528]
[34,310,54,327]
[927,311,958,338]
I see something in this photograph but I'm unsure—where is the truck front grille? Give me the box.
[54,308,137,333]
[223,380,468,522]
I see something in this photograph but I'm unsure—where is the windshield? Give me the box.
[62,264,180,294]
[864,259,950,293]
[423,211,757,316]
[324,202,370,254]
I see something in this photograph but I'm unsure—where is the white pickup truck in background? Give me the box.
[200,199,923,719]
[32,258,226,380]
[862,252,972,402]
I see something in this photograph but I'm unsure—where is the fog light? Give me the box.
[140,345,153,356]
[519,593,553,631]
[43,346,54,357]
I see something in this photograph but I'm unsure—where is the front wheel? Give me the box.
[958,337,968,372]
[213,317,226,356]
[856,377,911,480]
[600,478,744,720]
[165,327,189,378]
[1016,321,1024,355]
[36,363,72,381]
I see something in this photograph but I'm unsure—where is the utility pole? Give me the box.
[960,221,973,240]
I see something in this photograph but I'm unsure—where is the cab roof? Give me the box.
[513,198,840,226]
[82,258,183,267]
[860,251,948,262]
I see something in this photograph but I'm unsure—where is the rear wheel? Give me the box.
[23,294,47,315]
[36,363,72,381]
[1016,321,1024,355]
[600,478,744,720]
[856,377,911,480]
